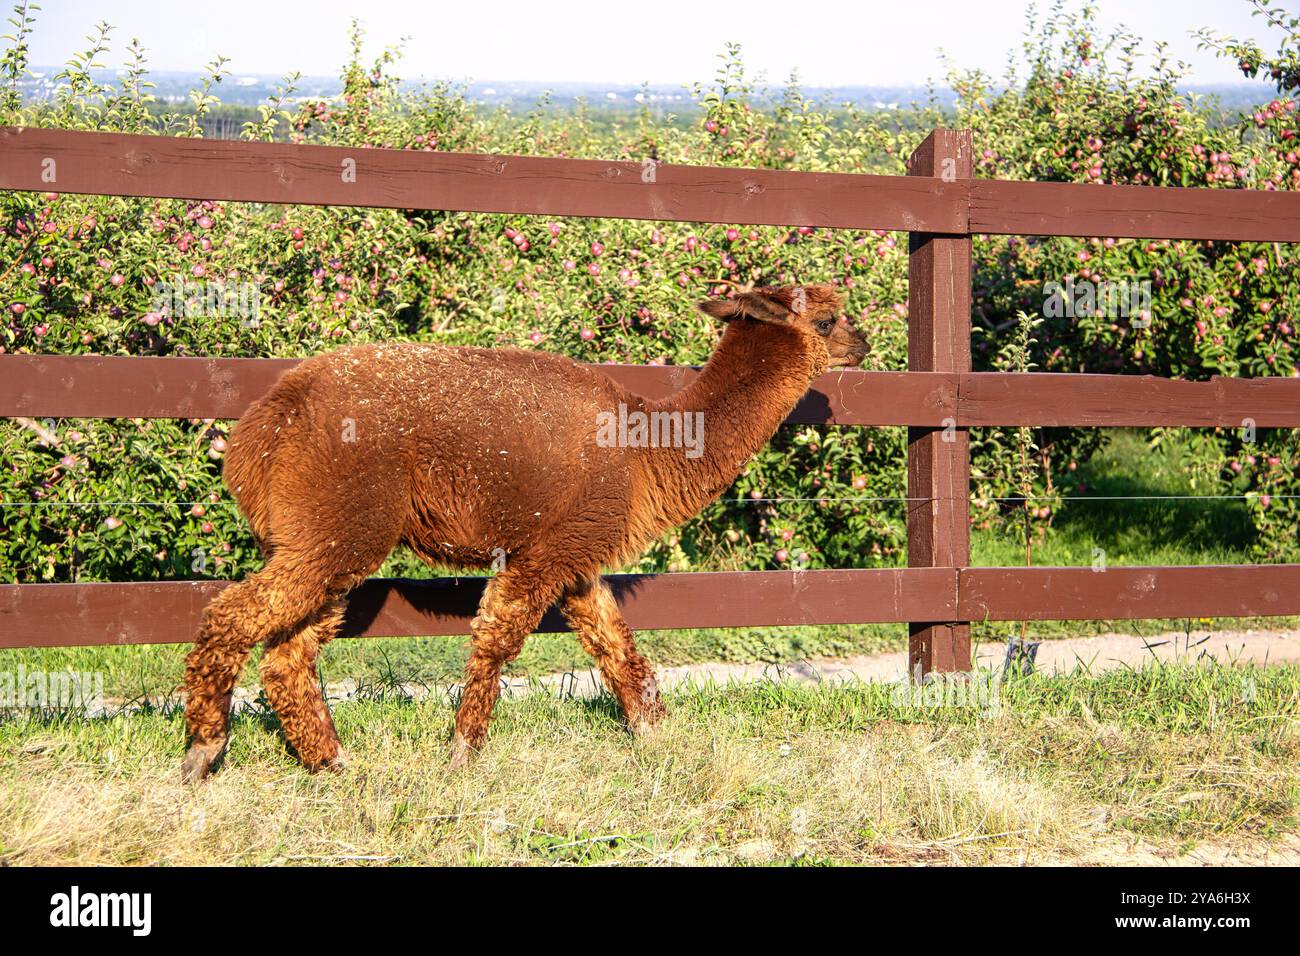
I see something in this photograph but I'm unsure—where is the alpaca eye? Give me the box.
[815,319,834,336]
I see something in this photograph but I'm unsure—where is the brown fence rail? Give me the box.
[7,355,1300,427]
[6,126,1300,240]
[4,564,1299,649]
[2,125,1299,674]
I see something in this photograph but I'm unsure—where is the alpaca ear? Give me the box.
[733,291,795,324]
[697,292,794,324]
[697,299,741,321]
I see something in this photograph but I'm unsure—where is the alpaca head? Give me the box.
[697,284,868,370]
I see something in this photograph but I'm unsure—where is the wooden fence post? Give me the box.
[906,129,973,677]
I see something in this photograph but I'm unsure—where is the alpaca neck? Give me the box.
[639,320,822,529]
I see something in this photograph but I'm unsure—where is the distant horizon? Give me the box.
[21,65,1283,91]
[15,65,1279,114]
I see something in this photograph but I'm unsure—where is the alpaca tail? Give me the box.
[223,369,315,547]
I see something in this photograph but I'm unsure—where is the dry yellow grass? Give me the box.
[1,665,1296,866]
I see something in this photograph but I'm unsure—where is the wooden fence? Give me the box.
[2,125,1299,675]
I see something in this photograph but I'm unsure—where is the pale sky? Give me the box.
[25,0,1283,86]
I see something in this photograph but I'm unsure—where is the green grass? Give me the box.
[0,621,907,704]
[974,430,1255,569]
[1,661,1295,865]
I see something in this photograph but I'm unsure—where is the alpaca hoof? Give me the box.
[630,716,664,740]
[181,740,225,784]
[448,732,477,771]
[320,747,350,773]
[631,698,667,738]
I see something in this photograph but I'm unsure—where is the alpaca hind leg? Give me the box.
[450,571,561,768]
[182,555,331,783]
[561,576,665,734]
[260,598,347,772]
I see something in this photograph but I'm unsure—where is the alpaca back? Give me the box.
[225,343,645,569]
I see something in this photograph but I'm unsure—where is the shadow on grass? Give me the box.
[1043,430,1255,558]
[1052,470,1253,554]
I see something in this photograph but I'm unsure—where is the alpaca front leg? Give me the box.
[561,577,666,734]
[451,574,554,768]
[260,599,347,772]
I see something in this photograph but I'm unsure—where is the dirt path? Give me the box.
[645,627,1300,691]
[317,627,1300,705]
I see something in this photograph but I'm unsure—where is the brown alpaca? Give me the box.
[182,284,866,781]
